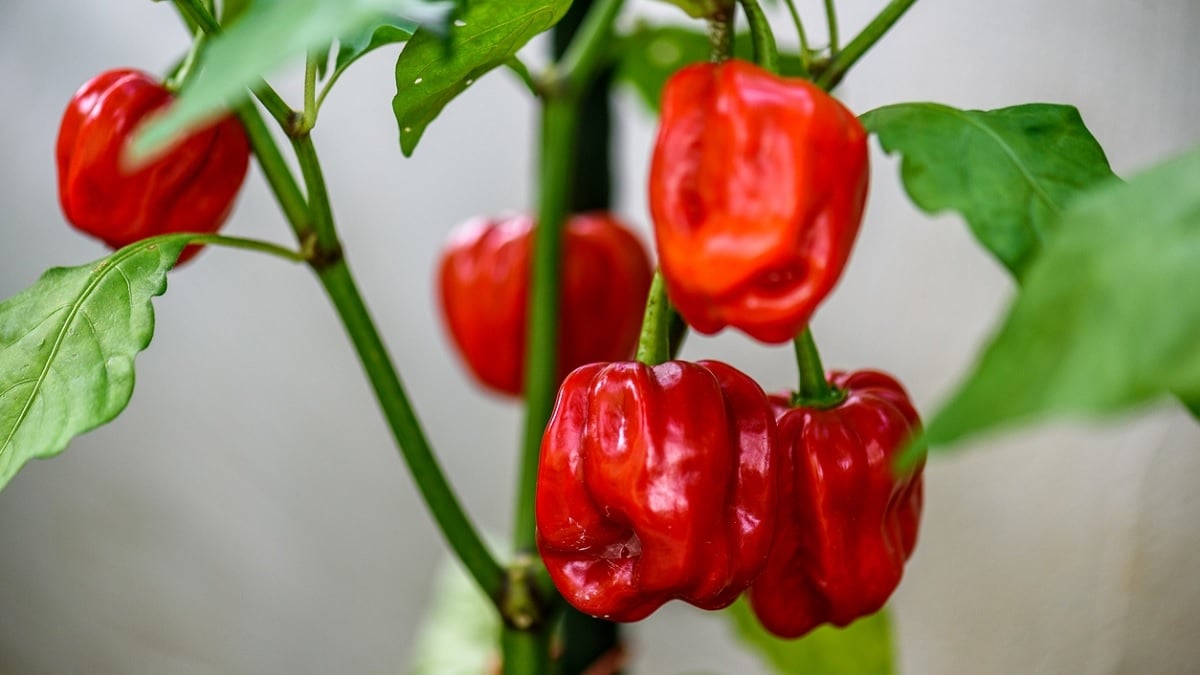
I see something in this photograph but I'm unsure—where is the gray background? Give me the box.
[1,1,1199,673]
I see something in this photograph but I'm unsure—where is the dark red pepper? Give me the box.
[438,212,653,396]
[536,360,780,621]
[749,370,925,638]
[648,59,869,344]
[56,69,250,264]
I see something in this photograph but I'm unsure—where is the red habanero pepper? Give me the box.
[437,213,653,397]
[648,59,869,344]
[749,370,925,639]
[56,69,250,265]
[536,360,780,621]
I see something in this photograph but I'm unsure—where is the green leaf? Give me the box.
[924,145,1200,448]
[0,238,188,491]
[220,0,253,25]
[861,103,1116,277]
[727,598,894,675]
[392,0,572,156]
[332,15,418,84]
[616,25,807,113]
[133,0,453,160]
[408,556,501,674]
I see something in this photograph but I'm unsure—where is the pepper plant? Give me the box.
[2,0,1198,673]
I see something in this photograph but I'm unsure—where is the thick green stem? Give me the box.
[793,328,845,409]
[557,0,625,94]
[816,0,918,90]
[232,99,311,240]
[738,0,779,73]
[501,630,552,675]
[635,273,671,366]
[317,260,505,599]
[291,135,341,257]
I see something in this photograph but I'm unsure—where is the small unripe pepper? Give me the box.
[648,59,869,344]
[536,360,780,621]
[56,69,250,264]
[438,212,653,397]
[749,370,925,638]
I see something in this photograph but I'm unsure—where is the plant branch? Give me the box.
[737,0,780,73]
[188,233,306,262]
[781,0,811,76]
[232,99,311,240]
[816,0,918,90]
[557,0,625,93]
[823,0,840,53]
[291,135,341,258]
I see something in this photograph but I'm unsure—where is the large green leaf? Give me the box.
[861,103,1115,277]
[133,0,453,160]
[0,238,188,491]
[392,0,571,156]
[727,599,893,675]
[924,145,1200,448]
[331,15,419,87]
[616,25,807,113]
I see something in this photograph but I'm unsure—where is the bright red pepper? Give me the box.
[56,69,250,265]
[536,360,780,621]
[437,212,653,397]
[749,370,925,638]
[648,59,869,344]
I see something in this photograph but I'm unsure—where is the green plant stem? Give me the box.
[165,29,207,93]
[501,630,551,675]
[823,0,840,53]
[291,135,340,255]
[557,0,625,94]
[635,273,671,366]
[816,0,918,90]
[299,50,319,133]
[188,233,306,262]
[738,0,779,73]
[232,99,311,240]
[513,95,574,556]
[317,260,505,600]
[793,328,844,408]
[708,6,735,62]
[781,0,811,76]
[504,56,541,98]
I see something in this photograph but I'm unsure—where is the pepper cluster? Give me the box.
[531,60,925,637]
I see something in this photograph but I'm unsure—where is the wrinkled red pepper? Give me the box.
[56,69,250,264]
[749,370,925,638]
[536,360,780,621]
[438,212,653,397]
[648,59,869,344]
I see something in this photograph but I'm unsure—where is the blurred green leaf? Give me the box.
[0,238,188,492]
[220,0,253,25]
[133,0,452,160]
[861,103,1116,277]
[392,0,571,156]
[408,555,501,674]
[727,599,893,675]
[616,24,806,113]
[924,145,1200,448]
[330,15,418,84]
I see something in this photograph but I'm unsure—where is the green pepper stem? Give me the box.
[780,0,812,77]
[635,272,672,366]
[738,0,780,74]
[708,5,735,62]
[816,0,918,90]
[823,0,840,54]
[793,328,844,408]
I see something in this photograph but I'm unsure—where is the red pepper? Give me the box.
[648,59,869,344]
[749,370,925,638]
[56,69,250,265]
[536,360,780,621]
[437,212,653,396]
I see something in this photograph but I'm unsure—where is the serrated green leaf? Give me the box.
[133,0,453,161]
[924,145,1200,448]
[727,598,893,675]
[392,0,571,156]
[0,238,189,491]
[616,25,807,113]
[861,103,1116,277]
[408,556,501,674]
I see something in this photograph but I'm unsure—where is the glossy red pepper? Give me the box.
[536,360,780,621]
[648,59,869,344]
[56,69,250,264]
[749,370,925,638]
[437,212,653,396]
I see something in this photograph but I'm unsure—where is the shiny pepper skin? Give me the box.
[438,213,653,397]
[749,370,925,638]
[536,360,780,621]
[56,69,250,265]
[648,59,869,344]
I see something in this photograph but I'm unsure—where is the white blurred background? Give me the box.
[1,1,1198,673]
